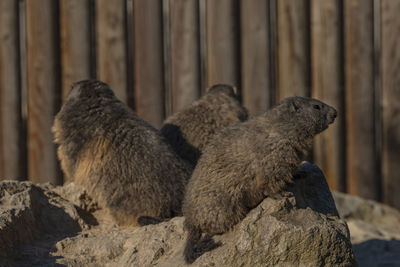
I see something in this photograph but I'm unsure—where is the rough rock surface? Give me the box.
[0,181,87,256]
[3,168,398,267]
[0,163,356,266]
[333,191,400,267]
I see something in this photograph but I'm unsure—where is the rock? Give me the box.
[114,162,355,266]
[115,218,186,267]
[1,163,356,266]
[52,182,98,213]
[0,180,86,259]
[333,191,400,239]
[333,191,400,267]
[188,162,355,266]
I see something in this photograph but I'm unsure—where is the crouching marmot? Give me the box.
[161,84,248,166]
[52,80,191,226]
[182,96,337,263]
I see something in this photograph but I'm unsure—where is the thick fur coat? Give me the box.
[182,96,337,263]
[161,84,248,166]
[52,80,190,226]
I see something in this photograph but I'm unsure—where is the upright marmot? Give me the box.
[52,80,191,226]
[160,84,248,166]
[182,96,337,263]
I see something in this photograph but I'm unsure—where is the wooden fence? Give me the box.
[0,0,399,210]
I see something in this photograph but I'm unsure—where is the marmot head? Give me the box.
[207,84,237,99]
[278,96,337,136]
[59,79,120,122]
[53,80,121,144]
[66,80,115,104]
[204,84,248,121]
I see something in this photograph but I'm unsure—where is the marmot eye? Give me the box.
[313,105,321,110]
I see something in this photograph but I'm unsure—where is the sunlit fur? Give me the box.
[52,80,191,226]
[161,84,248,166]
[182,96,337,263]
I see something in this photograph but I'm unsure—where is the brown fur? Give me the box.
[160,84,248,166]
[182,96,337,263]
[52,80,191,226]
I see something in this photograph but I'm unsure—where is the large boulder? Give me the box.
[114,162,355,266]
[1,163,356,266]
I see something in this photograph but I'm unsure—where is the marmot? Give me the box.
[52,80,191,226]
[182,96,337,263]
[160,84,248,166]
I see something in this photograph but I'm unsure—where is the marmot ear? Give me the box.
[232,85,238,95]
[291,100,301,112]
[207,84,236,97]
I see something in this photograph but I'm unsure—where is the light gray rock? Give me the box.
[333,191,400,267]
[333,191,400,238]
[0,181,86,258]
[52,182,98,213]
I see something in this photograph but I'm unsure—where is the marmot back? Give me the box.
[52,80,191,226]
[182,96,337,263]
[160,84,248,166]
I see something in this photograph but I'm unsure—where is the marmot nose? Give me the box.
[327,108,337,124]
[329,109,338,123]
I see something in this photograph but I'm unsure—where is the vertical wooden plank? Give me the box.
[0,0,21,180]
[26,0,61,184]
[381,0,400,209]
[240,0,271,115]
[167,0,200,114]
[19,0,28,182]
[269,0,278,106]
[60,0,91,101]
[126,0,135,109]
[133,0,165,127]
[277,0,310,99]
[162,0,172,116]
[311,0,345,192]
[96,0,127,103]
[206,0,240,89]
[199,0,207,94]
[373,0,382,193]
[345,0,378,200]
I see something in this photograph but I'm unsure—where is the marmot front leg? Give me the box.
[293,166,308,180]
[256,170,294,200]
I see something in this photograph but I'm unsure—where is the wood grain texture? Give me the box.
[240,0,271,115]
[381,0,400,209]
[26,0,61,184]
[60,0,91,101]
[199,0,207,94]
[167,0,200,114]
[0,0,21,180]
[277,0,310,99]
[96,0,127,103]
[133,0,165,127]
[206,0,240,89]
[344,0,378,200]
[311,0,345,192]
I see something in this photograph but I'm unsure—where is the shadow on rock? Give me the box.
[184,233,222,264]
[288,162,339,216]
[76,206,99,227]
[353,238,400,267]
[0,180,91,266]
